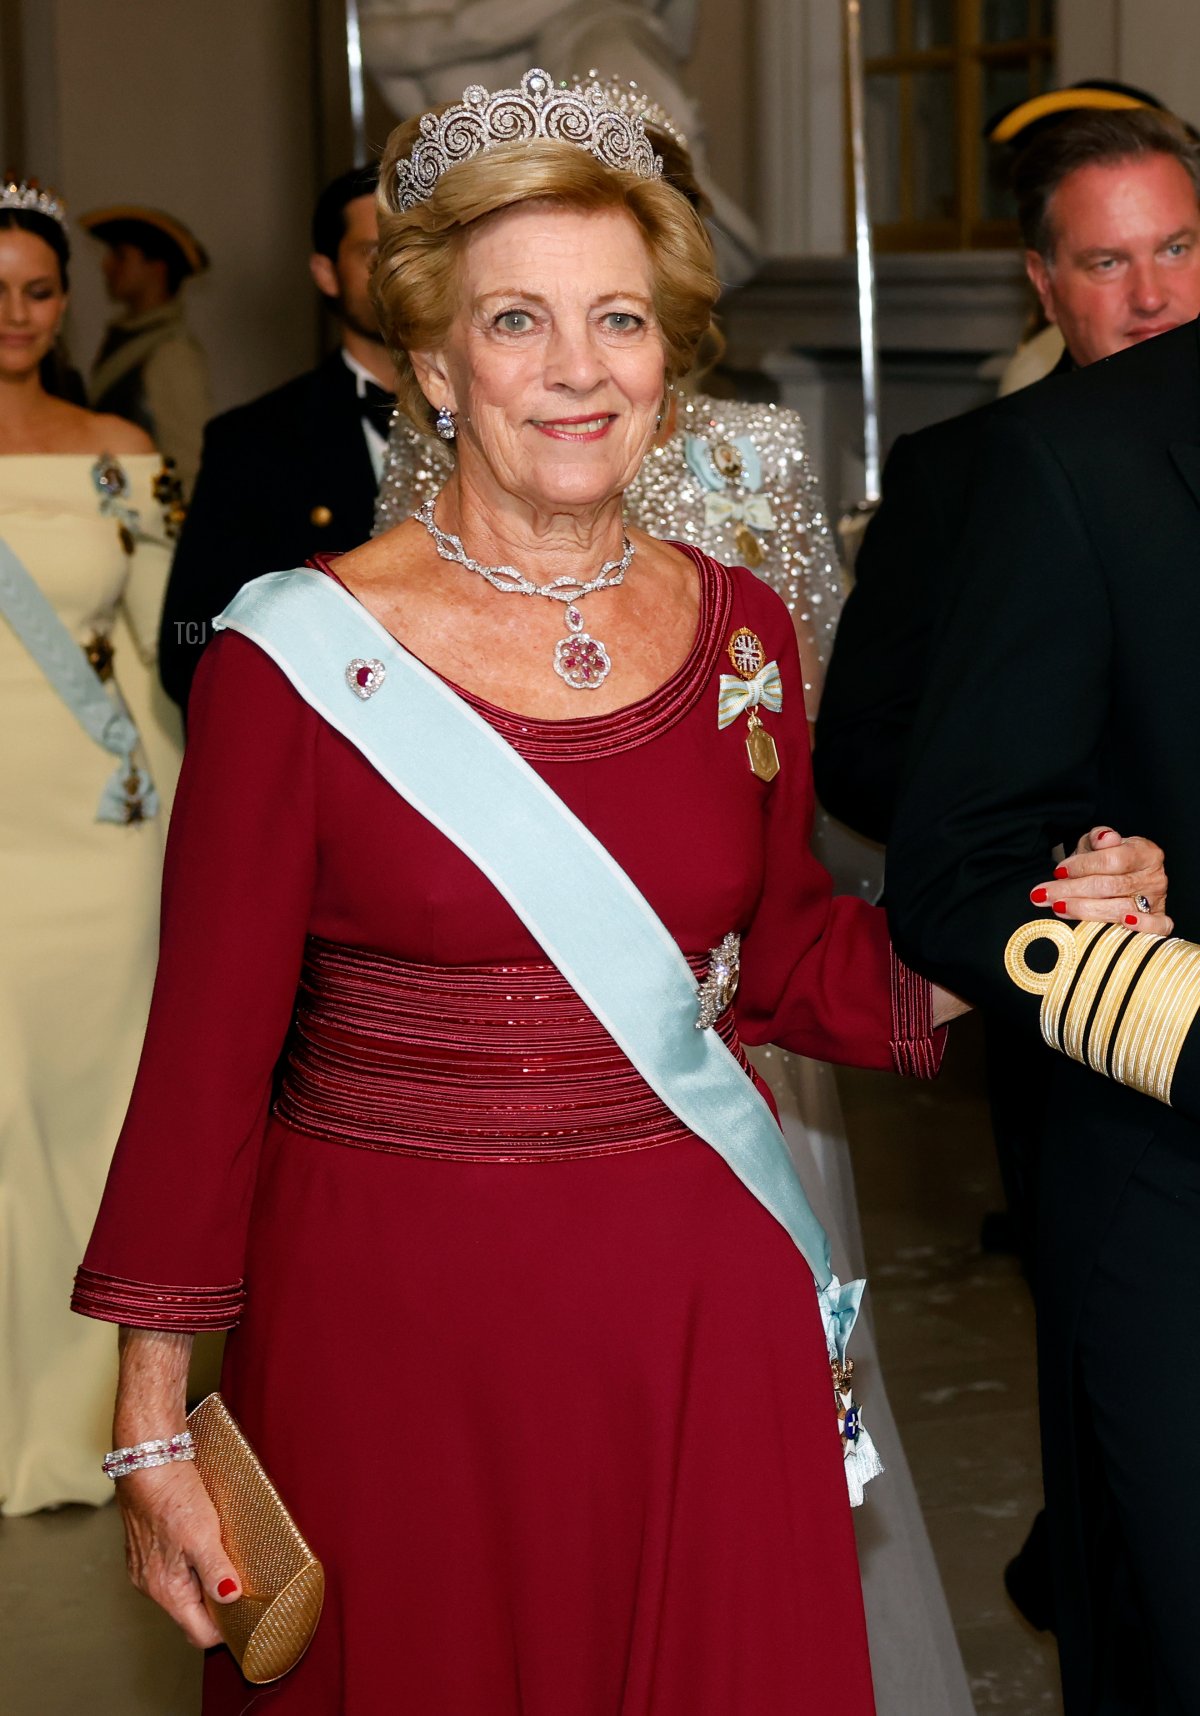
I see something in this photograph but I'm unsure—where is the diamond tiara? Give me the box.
[395,67,663,214]
[0,180,65,226]
[568,73,689,151]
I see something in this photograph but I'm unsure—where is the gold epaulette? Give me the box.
[1005,919,1200,1105]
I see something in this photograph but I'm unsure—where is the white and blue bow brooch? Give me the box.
[685,433,777,566]
[719,626,782,781]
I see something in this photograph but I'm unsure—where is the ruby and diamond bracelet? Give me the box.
[101,1430,195,1481]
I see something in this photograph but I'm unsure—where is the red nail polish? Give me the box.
[1031,887,1048,903]
[1097,828,1114,839]
[1125,914,1139,925]
[1053,901,1067,913]
[217,1578,238,1598]
[1054,865,1069,880]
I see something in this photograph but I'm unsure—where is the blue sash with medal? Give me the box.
[215,570,879,1493]
[0,537,158,823]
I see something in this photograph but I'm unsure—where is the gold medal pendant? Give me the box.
[734,522,764,568]
[745,709,780,782]
[726,626,782,782]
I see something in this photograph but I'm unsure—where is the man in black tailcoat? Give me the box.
[815,93,1200,1659]
[158,166,396,710]
[816,100,1200,1258]
[887,312,1200,1714]
[819,94,1200,1272]
[814,92,1200,844]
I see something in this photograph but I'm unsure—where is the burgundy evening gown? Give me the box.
[75,550,938,1714]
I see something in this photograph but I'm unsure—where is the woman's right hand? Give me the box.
[1031,826,1172,935]
[117,1451,242,1648]
[932,984,971,1028]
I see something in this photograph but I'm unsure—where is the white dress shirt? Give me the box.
[341,348,392,485]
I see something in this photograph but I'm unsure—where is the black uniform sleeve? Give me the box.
[886,410,1109,1027]
[812,432,949,843]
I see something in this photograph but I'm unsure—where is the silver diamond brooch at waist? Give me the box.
[696,932,741,1030]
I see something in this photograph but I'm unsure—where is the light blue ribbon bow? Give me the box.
[703,491,777,533]
[717,660,783,729]
[818,1275,866,1365]
[684,432,765,494]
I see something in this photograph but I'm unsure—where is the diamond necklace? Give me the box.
[414,495,635,690]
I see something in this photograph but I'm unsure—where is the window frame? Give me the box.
[850,0,1056,251]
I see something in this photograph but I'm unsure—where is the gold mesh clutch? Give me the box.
[1005,918,1200,1104]
[186,1393,324,1684]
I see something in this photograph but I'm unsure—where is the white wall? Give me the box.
[26,0,322,415]
[1058,0,1200,125]
[23,0,1177,386]
[1114,0,1200,124]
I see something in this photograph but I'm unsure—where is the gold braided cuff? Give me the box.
[1004,920,1200,1106]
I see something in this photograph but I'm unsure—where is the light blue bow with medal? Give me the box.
[719,626,784,783]
[685,433,777,548]
[717,658,783,730]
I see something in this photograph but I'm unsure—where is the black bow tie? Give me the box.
[359,380,396,438]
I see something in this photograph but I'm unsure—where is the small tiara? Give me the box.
[0,180,66,226]
[567,73,689,151]
[396,66,662,213]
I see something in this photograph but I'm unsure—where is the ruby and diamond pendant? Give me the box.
[554,603,611,690]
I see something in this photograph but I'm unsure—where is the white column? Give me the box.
[757,0,846,257]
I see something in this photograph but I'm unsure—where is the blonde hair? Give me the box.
[372,118,720,434]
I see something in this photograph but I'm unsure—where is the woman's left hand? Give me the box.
[1030,825,1172,936]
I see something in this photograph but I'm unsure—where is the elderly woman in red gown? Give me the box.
[72,71,1166,1716]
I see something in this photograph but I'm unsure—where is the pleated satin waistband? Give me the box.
[275,936,748,1162]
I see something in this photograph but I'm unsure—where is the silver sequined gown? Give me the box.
[373,403,974,1716]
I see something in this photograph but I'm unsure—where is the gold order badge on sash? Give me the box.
[724,626,781,782]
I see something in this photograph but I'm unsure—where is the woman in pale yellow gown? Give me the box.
[0,193,181,1514]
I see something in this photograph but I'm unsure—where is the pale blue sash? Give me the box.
[0,537,157,823]
[215,569,864,1355]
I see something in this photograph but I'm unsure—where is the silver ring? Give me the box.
[1134,894,1152,916]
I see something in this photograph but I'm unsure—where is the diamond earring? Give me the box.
[435,405,456,442]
